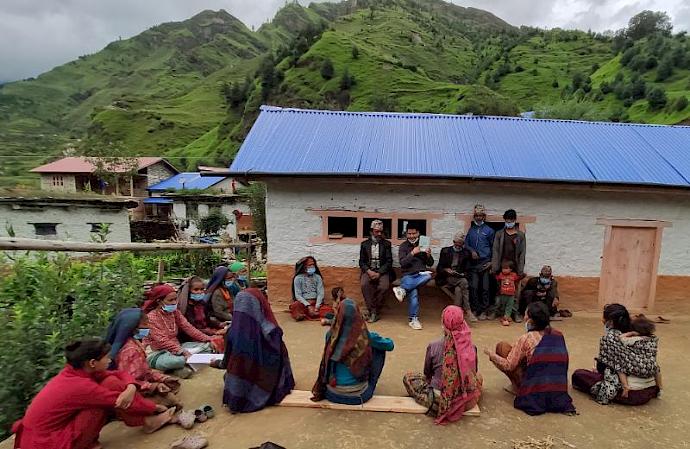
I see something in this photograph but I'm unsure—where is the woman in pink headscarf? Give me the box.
[403,305,482,424]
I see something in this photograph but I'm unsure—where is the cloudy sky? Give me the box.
[1,0,689,82]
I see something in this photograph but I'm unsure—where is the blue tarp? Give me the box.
[143,197,173,204]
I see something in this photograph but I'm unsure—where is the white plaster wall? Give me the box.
[198,204,210,217]
[172,202,186,219]
[0,204,132,243]
[265,179,690,276]
[213,178,235,193]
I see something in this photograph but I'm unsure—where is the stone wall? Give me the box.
[0,203,132,242]
[40,174,77,193]
[146,162,177,187]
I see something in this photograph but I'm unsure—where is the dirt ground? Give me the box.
[3,300,689,449]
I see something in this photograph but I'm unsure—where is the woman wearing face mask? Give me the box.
[228,261,249,295]
[571,303,660,405]
[290,256,334,321]
[105,308,183,410]
[143,284,215,376]
[177,276,227,351]
[484,302,575,415]
[205,266,236,324]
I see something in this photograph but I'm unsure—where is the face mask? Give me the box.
[190,293,206,301]
[134,328,150,340]
[453,244,463,251]
[238,275,248,282]
[224,280,235,288]
[306,267,316,275]
[473,220,484,226]
[604,323,611,334]
[505,222,516,229]
[524,321,533,332]
[162,304,177,313]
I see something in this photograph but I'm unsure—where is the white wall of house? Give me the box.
[40,174,77,193]
[264,179,690,277]
[170,201,251,238]
[212,178,236,194]
[0,204,132,242]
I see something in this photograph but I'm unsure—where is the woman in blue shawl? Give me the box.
[220,289,295,413]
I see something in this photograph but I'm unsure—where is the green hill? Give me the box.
[1,0,689,188]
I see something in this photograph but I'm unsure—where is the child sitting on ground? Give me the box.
[618,315,663,399]
[321,287,346,326]
[495,261,519,326]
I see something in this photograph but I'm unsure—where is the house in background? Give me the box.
[138,172,252,240]
[0,196,138,243]
[229,105,690,312]
[30,157,178,196]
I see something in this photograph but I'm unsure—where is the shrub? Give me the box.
[320,58,334,80]
[197,209,230,235]
[647,87,668,110]
[600,81,612,94]
[656,56,673,81]
[674,95,689,111]
[551,79,559,88]
[351,45,359,59]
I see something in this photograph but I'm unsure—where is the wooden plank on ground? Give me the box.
[278,390,480,416]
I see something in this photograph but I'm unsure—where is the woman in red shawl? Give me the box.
[403,306,482,424]
[142,284,218,376]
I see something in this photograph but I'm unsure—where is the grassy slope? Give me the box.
[2,0,690,188]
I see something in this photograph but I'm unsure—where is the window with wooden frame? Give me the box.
[311,211,442,244]
[397,218,427,239]
[52,176,64,187]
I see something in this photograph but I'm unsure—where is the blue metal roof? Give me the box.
[148,172,225,192]
[143,197,173,204]
[228,106,690,188]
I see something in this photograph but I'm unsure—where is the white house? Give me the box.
[0,196,138,243]
[228,106,690,312]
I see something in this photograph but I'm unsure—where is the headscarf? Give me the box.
[178,275,207,317]
[230,261,246,273]
[205,266,230,303]
[436,306,481,425]
[222,289,295,412]
[142,284,176,313]
[311,298,372,401]
[292,256,323,301]
[540,265,553,278]
[104,308,143,368]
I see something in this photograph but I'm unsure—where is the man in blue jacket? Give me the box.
[465,204,495,320]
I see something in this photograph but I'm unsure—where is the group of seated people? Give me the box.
[13,260,663,448]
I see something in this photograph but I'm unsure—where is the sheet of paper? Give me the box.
[418,235,431,252]
[187,353,220,365]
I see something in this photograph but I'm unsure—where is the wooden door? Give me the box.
[599,226,658,309]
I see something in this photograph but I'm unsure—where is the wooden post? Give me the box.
[157,259,164,284]
[0,238,252,252]
[115,175,120,196]
[247,241,252,286]
[129,176,134,196]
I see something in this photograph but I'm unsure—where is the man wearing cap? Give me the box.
[520,265,562,318]
[359,220,394,323]
[436,231,477,321]
[465,204,495,320]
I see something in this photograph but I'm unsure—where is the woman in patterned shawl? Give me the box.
[403,306,482,424]
[572,303,660,405]
[311,298,394,405]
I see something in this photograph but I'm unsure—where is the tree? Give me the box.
[600,81,612,94]
[656,56,673,81]
[674,95,689,111]
[626,11,673,40]
[647,87,668,110]
[551,79,559,88]
[631,75,647,99]
[620,46,639,66]
[571,72,586,90]
[197,209,230,236]
[351,45,359,59]
[339,67,355,90]
[321,58,334,80]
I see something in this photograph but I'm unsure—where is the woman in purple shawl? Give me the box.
[220,289,295,413]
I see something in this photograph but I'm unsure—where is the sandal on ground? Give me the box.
[500,318,510,326]
[176,410,196,430]
[559,309,573,318]
[171,434,209,449]
[199,404,215,419]
[194,409,208,423]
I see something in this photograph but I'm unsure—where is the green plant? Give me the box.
[320,58,334,80]
[90,223,111,243]
[674,96,689,111]
[647,87,668,110]
[196,210,230,235]
[237,182,266,244]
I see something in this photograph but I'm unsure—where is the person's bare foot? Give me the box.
[143,408,175,434]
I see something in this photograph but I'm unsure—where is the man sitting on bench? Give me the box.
[436,232,477,322]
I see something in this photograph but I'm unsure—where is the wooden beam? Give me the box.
[595,218,671,228]
[0,238,251,252]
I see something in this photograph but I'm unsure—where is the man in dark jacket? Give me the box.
[393,226,434,330]
[466,204,495,320]
[491,209,527,321]
[359,219,393,323]
[436,231,477,322]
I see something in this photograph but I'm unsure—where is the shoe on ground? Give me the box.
[408,318,423,330]
[468,312,478,323]
[171,434,209,449]
[513,314,523,323]
[393,287,406,302]
[367,312,379,323]
[478,313,487,321]
[487,312,498,321]
[500,318,510,326]
[176,410,196,430]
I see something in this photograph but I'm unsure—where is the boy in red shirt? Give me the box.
[496,261,519,326]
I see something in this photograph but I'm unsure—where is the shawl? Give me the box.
[205,266,230,303]
[177,276,212,323]
[597,329,658,378]
[142,284,175,313]
[291,257,323,301]
[514,327,576,415]
[311,298,372,401]
[104,308,142,368]
[223,289,294,413]
[436,306,481,425]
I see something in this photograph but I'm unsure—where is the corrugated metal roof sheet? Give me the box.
[148,172,225,191]
[31,157,167,174]
[228,106,690,188]
[143,197,173,204]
